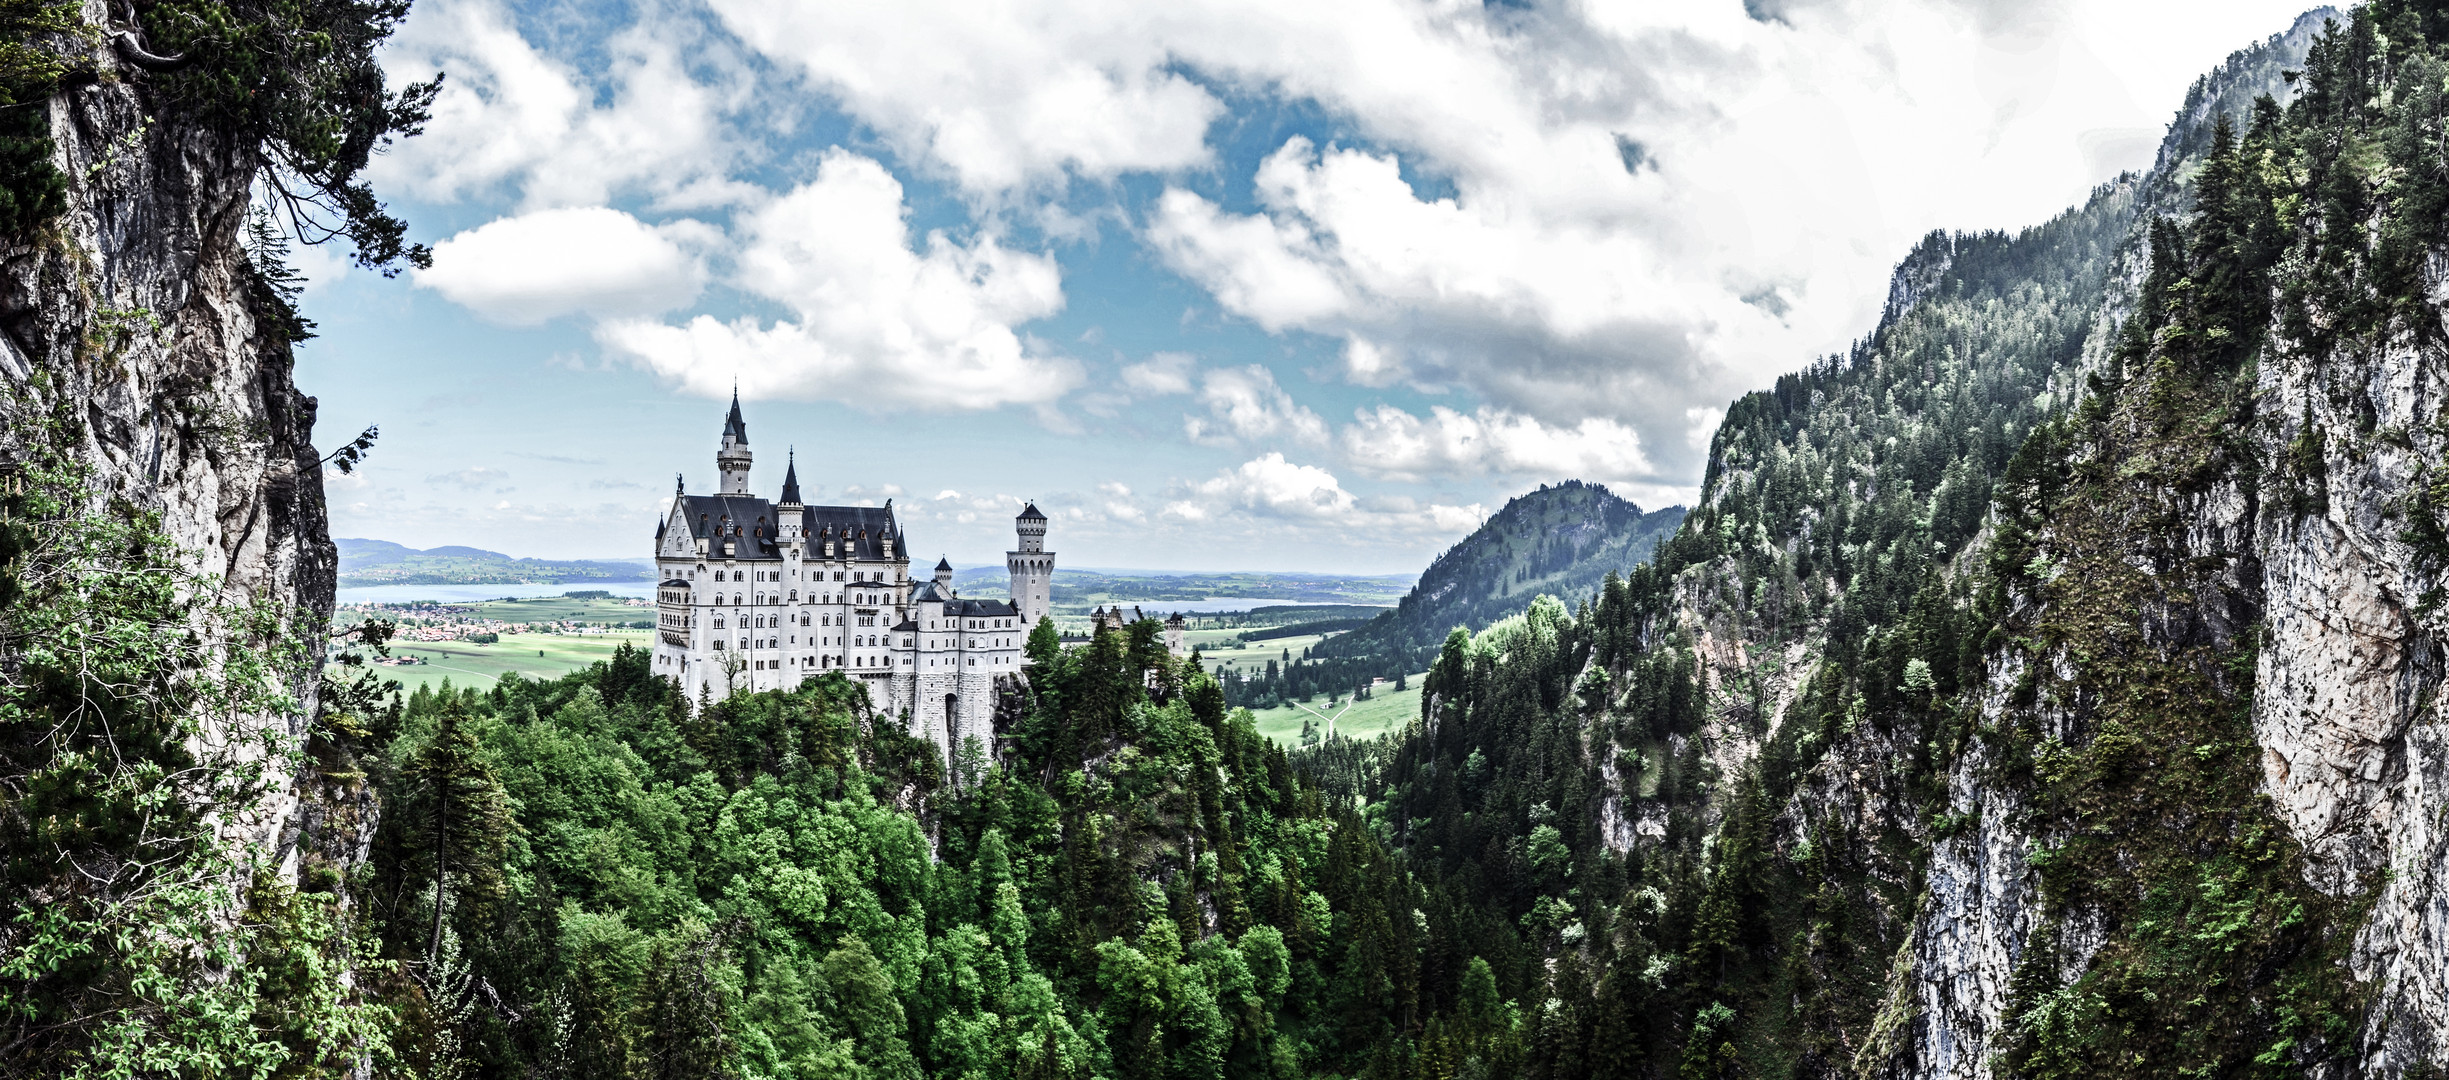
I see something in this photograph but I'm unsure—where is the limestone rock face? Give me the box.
[2253,281,2449,1074]
[0,67,341,871]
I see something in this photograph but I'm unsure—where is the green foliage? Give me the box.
[138,0,439,273]
[0,0,84,235]
[339,616,1466,1077]
[0,402,388,1077]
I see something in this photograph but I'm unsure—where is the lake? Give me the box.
[336,582,661,605]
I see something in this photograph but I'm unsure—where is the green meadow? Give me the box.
[348,631,654,694]
[1241,675,1426,746]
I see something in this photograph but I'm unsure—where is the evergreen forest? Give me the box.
[8,0,2449,1078]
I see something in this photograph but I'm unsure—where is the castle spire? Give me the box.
[722,385,748,446]
[779,448,802,505]
[716,394,753,494]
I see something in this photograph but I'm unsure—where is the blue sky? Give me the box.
[301,0,2324,572]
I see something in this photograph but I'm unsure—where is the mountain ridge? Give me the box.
[1305,480,1684,677]
[335,536,656,586]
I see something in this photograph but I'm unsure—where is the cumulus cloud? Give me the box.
[704,0,2319,482]
[1161,453,1482,538]
[374,0,754,211]
[1178,452,1353,519]
[1119,352,1197,396]
[416,207,708,324]
[598,151,1079,409]
[702,0,1222,195]
[1184,365,1328,447]
[1340,405,1656,485]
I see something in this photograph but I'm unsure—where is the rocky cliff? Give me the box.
[1389,7,2449,1077]
[0,1,426,1069]
[1,19,341,862]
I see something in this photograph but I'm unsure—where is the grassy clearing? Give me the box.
[345,631,654,694]
[1242,674,1426,747]
[1187,631,1328,677]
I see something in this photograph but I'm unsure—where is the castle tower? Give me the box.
[934,556,955,592]
[716,389,752,494]
[1007,503,1053,627]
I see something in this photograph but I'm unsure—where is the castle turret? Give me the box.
[934,555,954,592]
[777,451,804,542]
[716,389,753,494]
[1007,502,1054,627]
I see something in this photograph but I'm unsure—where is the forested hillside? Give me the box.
[1249,482,1681,702]
[339,622,1458,1077]
[1337,4,2449,1077]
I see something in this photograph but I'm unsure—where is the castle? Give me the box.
[650,396,1055,751]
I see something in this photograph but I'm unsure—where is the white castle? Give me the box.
[650,395,1055,750]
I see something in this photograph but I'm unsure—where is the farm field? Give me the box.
[345,631,653,694]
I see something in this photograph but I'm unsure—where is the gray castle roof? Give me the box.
[944,597,1020,618]
[675,494,902,561]
[779,452,802,504]
[909,578,1020,617]
[1017,502,1046,521]
[723,391,748,444]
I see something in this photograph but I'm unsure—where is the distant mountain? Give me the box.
[1302,480,1684,676]
[335,538,654,587]
[948,566,1412,607]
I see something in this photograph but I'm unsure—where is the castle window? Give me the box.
[789,590,797,601]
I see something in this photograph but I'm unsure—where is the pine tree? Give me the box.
[405,700,512,965]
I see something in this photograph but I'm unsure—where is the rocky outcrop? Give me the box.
[0,46,340,873]
[2253,262,2449,1075]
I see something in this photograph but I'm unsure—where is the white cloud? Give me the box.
[1160,453,1482,537]
[416,207,707,324]
[703,0,1222,195]
[1145,188,1350,330]
[704,0,2322,480]
[597,151,1079,410]
[1183,365,1328,447]
[374,0,753,211]
[1340,405,1655,485]
[1119,352,1197,396]
[1188,452,1354,519]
